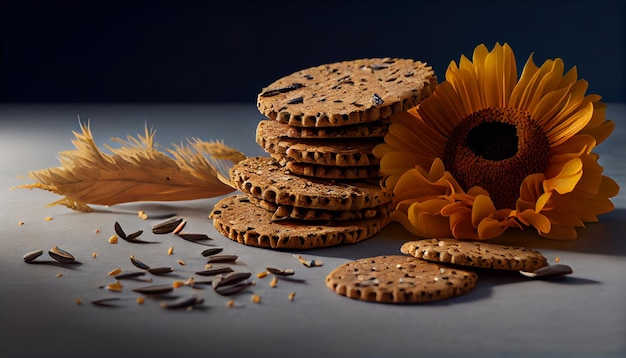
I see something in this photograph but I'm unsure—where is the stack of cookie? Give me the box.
[210,58,437,250]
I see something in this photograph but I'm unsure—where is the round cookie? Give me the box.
[325,255,478,303]
[256,129,382,167]
[246,195,390,222]
[257,118,391,139]
[230,156,391,211]
[209,195,388,249]
[257,58,437,127]
[400,238,548,272]
[284,161,380,180]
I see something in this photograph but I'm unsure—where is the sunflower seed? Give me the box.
[200,247,224,257]
[114,271,146,280]
[49,246,76,264]
[195,267,234,276]
[152,217,184,234]
[132,284,175,295]
[130,255,150,270]
[123,231,157,244]
[207,254,238,263]
[266,267,295,276]
[520,264,573,278]
[172,220,187,234]
[214,281,254,296]
[114,221,127,239]
[91,298,121,307]
[23,250,43,263]
[125,230,143,240]
[214,272,252,289]
[148,267,174,275]
[161,295,204,310]
[178,233,211,242]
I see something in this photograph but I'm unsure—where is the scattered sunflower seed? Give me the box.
[207,254,238,264]
[152,217,184,234]
[177,260,186,266]
[214,281,254,296]
[114,271,146,280]
[167,246,174,255]
[108,235,118,244]
[520,264,573,278]
[114,221,127,239]
[132,284,175,295]
[270,276,278,288]
[49,246,77,264]
[130,255,150,270]
[105,281,123,292]
[214,272,252,289]
[195,266,234,276]
[288,292,296,301]
[125,230,143,241]
[23,250,43,263]
[148,267,174,275]
[178,233,211,242]
[161,295,204,310]
[136,297,145,305]
[91,298,121,307]
[107,267,122,276]
[266,267,295,276]
[172,220,187,234]
[251,294,261,303]
[256,271,268,279]
[200,247,224,257]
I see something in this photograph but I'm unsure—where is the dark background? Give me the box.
[1,0,624,103]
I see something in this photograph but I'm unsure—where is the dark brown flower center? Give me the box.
[441,107,551,209]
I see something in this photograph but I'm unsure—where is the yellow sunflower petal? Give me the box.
[406,200,455,238]
[543,158,583,194]
[516,210,551,234]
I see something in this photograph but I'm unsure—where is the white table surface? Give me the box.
[1,103,625,358]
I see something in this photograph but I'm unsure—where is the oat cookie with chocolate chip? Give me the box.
[230,156,391,211]
[209,195,388,249]
[325,255,478,303]
[257,58,437,127]
[400,238,548,272]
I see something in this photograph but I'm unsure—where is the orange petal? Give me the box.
[471,195,496,227]
[543,158,583,194]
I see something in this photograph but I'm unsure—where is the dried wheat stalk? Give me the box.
[13,122,245,212]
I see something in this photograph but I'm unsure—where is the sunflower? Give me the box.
[373,43,619,240]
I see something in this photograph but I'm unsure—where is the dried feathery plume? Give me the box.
[12,122,246,212]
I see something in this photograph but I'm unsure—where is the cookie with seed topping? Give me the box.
[285,161,380,180]
[257,134,381,167]
[400,238,548,272]
[230,156,391,211]
[246,195,390,222]
[209,195,388,249]
[325,255,478,303]
[257,58,437,127]
[257,118,391,139]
